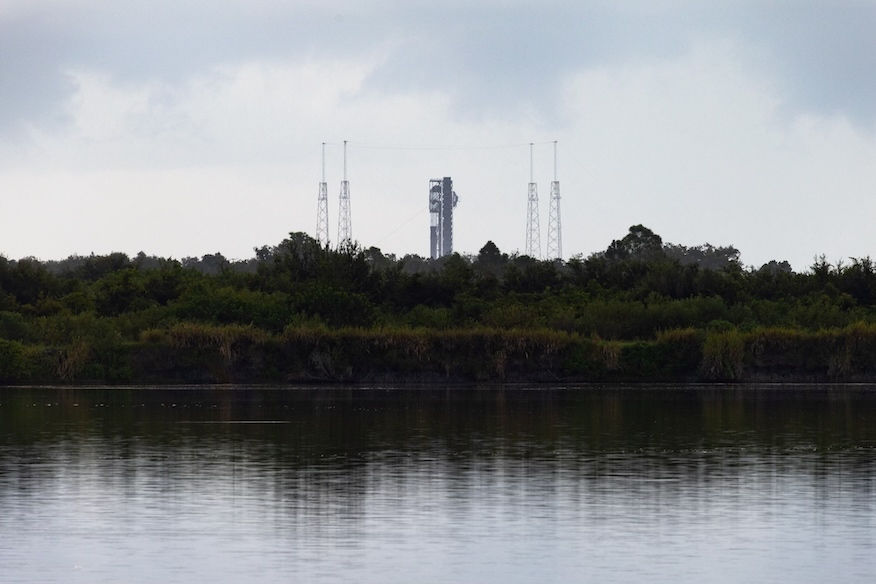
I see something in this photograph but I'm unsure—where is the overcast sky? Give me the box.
[1,0,875,270]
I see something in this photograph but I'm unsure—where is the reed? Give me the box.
[700,329,746,380]
[139,328,167,343]
[601,341,623,371]
[56,338,91,381]
[840,320,876,348]
[26,318,876,383]
[828,321,876,378]
[168,322,270,361]
[277,325,578,380]
[655,327,700,344]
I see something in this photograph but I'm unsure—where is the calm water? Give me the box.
[1,385,875,584]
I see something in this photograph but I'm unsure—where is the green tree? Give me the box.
[604,225,665,262]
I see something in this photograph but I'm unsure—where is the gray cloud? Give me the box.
[0,10,76,133]
[1,1,875,137]
[728,2,876,126]
[330,3,710,126]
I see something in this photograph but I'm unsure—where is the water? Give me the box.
[1,385,874,583]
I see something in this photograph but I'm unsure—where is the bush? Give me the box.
[0,338,30,381]
[0,311,34,342]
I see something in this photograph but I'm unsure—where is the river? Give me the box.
[1,385,874,583]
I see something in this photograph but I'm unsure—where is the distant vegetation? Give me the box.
[4,224,876,384]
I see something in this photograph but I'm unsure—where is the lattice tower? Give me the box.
[316,143,329,245]
[524,143,541,259]
[337,141,352,246]
[546,142,562,260]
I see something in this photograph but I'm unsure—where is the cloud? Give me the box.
[2,1,876,138]
[708,1,876,127]
[560,40,876,270]
[2,1,876,269]
[0,7,76,134]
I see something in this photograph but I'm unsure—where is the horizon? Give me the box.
[0,224,838,274]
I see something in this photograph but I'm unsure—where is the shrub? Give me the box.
[0,338,30,381]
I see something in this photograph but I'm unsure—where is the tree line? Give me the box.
[3,224,876,383]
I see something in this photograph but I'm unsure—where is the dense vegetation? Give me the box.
[4,224,876,384]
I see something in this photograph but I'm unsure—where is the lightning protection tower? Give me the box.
[525,143,541,259]
[546,141,562,260]
[429,177,458,259]
[316,142,329,245]
[337,140,352,246]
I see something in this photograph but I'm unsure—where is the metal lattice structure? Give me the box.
[316,143,329,245]
[337,181,351,246]
[524,144,541,259]
[337,141,352,246]
[317,182,329,245]
[429,177,458,259]
[546,142,562,260]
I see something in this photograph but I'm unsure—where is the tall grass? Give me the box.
[700,329,746,381]
[14,319,876,384]
[56,338,91,381]
[167,322,270,360]
[280,325,576,380]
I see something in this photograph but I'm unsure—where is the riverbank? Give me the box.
[7,230,876,385]
[4,322,876,385]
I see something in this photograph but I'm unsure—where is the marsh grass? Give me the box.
[168,322,270,361]
[701,329,746,381]
[278,325,576,380]
[13,319,876,383]
[826,321,876,379]
[56,338,91,381]
[600,341,623,371]
[696,322,876,381]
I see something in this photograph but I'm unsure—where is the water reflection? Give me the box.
[1,385,875,583]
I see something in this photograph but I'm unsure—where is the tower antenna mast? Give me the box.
[546,140,562,260]
[316,142,329,245]
[525,143,541,259]
[337,140,352,246]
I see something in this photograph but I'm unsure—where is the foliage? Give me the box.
[0,339,30,381]
[5,226,876,383]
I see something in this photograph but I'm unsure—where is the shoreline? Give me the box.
[6,379,876,389]
[6,323,876,385]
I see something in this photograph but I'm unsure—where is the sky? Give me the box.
[1,0,875,270]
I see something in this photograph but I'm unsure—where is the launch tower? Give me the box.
[429,177,458,259]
